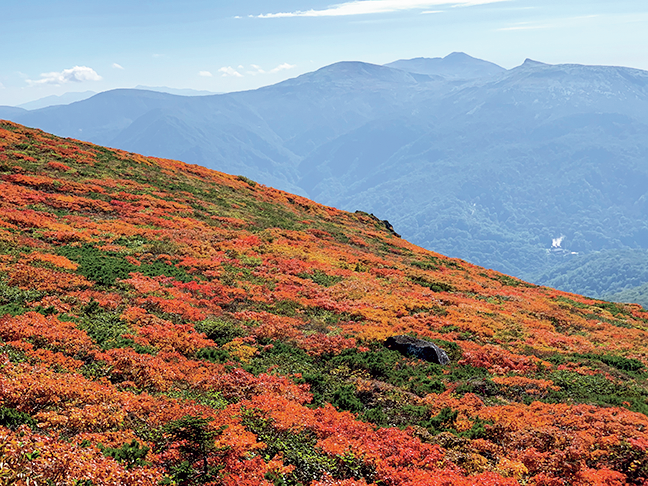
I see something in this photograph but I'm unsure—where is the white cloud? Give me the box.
[255,0,507,18]
[199,71,213,77]
[243,63,296,76]
[270,63,296,73]
[27,66,102,86]
[247,64,266,75]
[112,63,125,70]
[0,82,4,89]
[218,66,243,78]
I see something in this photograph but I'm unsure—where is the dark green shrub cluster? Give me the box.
[158,416,229,485]
[0,280,43,316]
[242,411,375,485]
[0,406,37,430]
[195,317,247,345]
[544,370,648,414]
[297,270,343,287]
[408,275,455,293]
[58,244,193,286]
[98,440,150,469]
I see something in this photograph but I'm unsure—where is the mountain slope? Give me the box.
[17,90,97,110]
[606,282,648,308]
[0,121,647,485]
[3,57,648,299]
[300,59,648,282]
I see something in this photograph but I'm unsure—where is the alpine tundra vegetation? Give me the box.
[0,121,647,485]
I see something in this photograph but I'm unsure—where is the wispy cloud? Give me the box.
[112,63,125,70]
[219,66,243,78]
[225,64,297,78]
[0,82,4,89]
[27,66,102,86]
[199,71,213,77]
[270,63,296,73]
[247,64,266,76]
[497,15,599,32]
[254,0,507,18]
[497,21,550,31]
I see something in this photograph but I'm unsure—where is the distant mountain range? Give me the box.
[133,86,221,97]
[2,52,648,302]
[17,91,97,110]
[12,86,220,111]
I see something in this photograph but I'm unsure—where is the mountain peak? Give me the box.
[444,51,473,60]
[521,58,548,67]
[384,53,505,80]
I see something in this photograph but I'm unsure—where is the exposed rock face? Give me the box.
[385,335,450,365]
[354,211,401,238]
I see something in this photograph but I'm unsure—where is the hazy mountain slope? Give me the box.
[0,106,28,119]
[300,60,648,280]
[9,89,186,145]
[226,61,448,157]
[3,61,448,195]
[385,51,506,79]
[534,249,648,298]
[3,56,648,298]
[17,90,97,110]
[2,120,648,485]
[605,282,648,308]
[134,85,219,96]
[107,94,305,194]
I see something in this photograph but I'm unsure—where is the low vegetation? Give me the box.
[0,120,647,485]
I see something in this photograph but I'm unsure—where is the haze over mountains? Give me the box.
[2,52,647,302]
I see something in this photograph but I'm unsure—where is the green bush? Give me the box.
[98,439,150,469]
[195,318,246,345]
[59,244,193,286]
[331,385,364,413]
[297,270,343,287]
[0,406,36,430]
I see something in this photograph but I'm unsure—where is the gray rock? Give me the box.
[385,335,450,365]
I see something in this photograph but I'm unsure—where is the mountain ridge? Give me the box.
[2,55,648,300]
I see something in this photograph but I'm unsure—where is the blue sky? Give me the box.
[1,0,647,105]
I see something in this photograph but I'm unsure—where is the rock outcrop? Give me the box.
[385,335,450,365]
